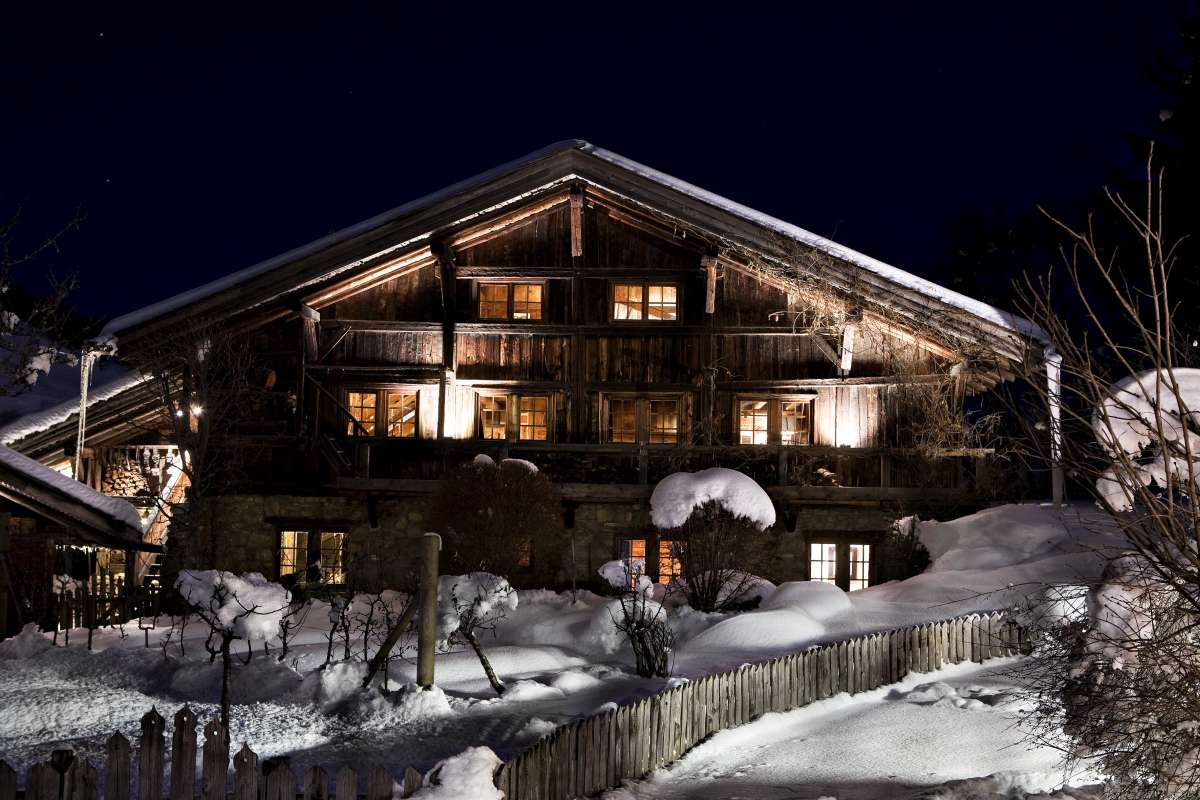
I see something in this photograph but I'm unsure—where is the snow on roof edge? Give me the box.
[580,145,1049,346]
[100,140,592,337]
[0,371,148,447]
[0,444,143,532]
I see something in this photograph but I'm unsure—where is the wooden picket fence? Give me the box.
[493,610,1024,800]
[0,611,1021,800]
[0,707,425,800]
[50,585,162,642]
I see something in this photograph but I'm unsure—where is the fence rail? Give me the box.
[0,611,1021,800]
[494,610,1023,800]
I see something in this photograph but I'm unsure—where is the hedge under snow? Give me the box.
[175,570,290,642]
[650,468,775,530]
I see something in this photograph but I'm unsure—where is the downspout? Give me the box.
[1045,346,1065,509]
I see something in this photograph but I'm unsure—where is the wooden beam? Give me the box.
[701,254,718,314]
[448,194,571,251]
[839,321,857,375]
[570,188,584,258]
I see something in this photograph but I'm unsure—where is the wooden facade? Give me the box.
[0,142,1039,593]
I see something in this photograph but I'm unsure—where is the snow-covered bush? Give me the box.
[429,457,565,586]
[437,572,518,695]
[592,563,674,677]
[651,469,777,611]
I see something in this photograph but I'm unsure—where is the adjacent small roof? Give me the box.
[0,444,150,548]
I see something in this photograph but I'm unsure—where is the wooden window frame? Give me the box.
[602,394,685,445]
[477,393,509,440]
[278,528,349,586]
[736,395,816,446]
[476,281,546,322]
[518,394,551,441]
[474,391,554,442]
[345,386,423,439]
[608,281,681,323]
[808,540,873,592]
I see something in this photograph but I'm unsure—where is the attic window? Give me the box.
[612,283,678,321]
[478,282,543,321]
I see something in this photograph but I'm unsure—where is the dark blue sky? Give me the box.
[1,2,1190,320]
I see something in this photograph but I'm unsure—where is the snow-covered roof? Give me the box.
[0,369,146,447]
[99,140,1047,347]
[0,444,144,537]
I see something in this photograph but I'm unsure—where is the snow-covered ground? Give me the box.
[0,502,1124,792]
[607,658,1102,800]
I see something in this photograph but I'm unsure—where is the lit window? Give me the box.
[279,531,307,578]
[657,539,682,585]
[612,284,643,320]
[320,531,348,584]
[347,391,377,436]
[809,542,838,585]
[621,538,647,584]
[647,285,678,321]
[781,400,812,446]
[386,391,418,438]
[512,284,543,320]
[479,395,508,439]
[648,399,679,444]
[608,397,638,443]
[519,396,549,441]
[479,284,510,319]
[739,400,770,445]
[849,544,871,592]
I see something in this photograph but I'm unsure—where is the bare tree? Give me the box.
[1009,149,1200,798]
[437,573,517,696]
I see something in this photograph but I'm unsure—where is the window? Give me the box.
[478,282,543,321]
[738,397,815,445]
[739,400,770,445]
[279,531,307,578]
[848,544,871,592]
[621,538,647,583]
[648,400,679,444]
[657,539,682,585]
[279,530,348,585]
[519,396,549,441]
[347,391,377,436]
[809,542,838,585]
[479,395,508,439]
[608,397,638,443]
[386,391,418,438]
[611,282,678,321]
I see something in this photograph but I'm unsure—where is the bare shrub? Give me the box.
[663,501,771,612]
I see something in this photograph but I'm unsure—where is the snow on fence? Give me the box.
[0,707,425,800]
[493,610,1024,800]
[0,611,1021,800]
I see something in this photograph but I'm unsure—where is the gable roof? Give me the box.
[0,444,149,548]
[100,141,1047,356]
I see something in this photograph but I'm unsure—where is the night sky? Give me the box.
[1,2,1191,321]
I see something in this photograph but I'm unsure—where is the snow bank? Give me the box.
[0,445,143,530]
[175,571,290,641]
[412,746,503,800]
[0,623,52,659]
[650,468,775,530]
[761,581,851,621]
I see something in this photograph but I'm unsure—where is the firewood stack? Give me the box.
[102,465,151,497]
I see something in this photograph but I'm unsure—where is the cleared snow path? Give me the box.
[614,658,1100,800]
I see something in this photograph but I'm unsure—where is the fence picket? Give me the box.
[402,766,422,798]
[303,766,328,800]
[334,767,356,800]
[263,758,295,800]
[103,734,130,800]
[232,745,257,800]
[201,720,228,800]
[0,761,13,800]
[138,709,165,800]
[170,706,197,800]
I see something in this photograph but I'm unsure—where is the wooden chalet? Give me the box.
[0,141,1048,594]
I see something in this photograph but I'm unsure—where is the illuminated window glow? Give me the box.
[386,391,418,438]
[512,284,543,320]
[479,395,508,439]
[279,531,307,578]
[657,539,682,584]
[809,542,838,585]
[479,284,510,319]
[612,282,678,321]
[612,284,643,320]
[519,396,549,441]
[849,544,871,592]
[781,399,813,445]
[647,285,678,320]
[649,399,679,444]
[739,400,769,445]
[608,397,638,443]
[347,391,377,436]
[479,282,542,320]
[320,532,348,584]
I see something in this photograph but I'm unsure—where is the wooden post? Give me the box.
[232,745,258,800]
[104,735,130,800]
[201,719,228,800]
[170,706,197,800]
[570,188,584,258]
[701,255,718,315]
[417,532,441,689]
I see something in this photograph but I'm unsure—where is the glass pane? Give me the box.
[608,398,637,443]
[647,284,678,321]
[739,400,769,445]
[657,539,682,585]
[512,284,542,320]
[622,538,647,586]
[480,395,508,439]
[347,391,377,436]
[849,543,871,592]
[613,284,643,320]
[386,391,418,438]
[479,284,510,319]
[809,542,838,585]
[519,396,549,440]
[320,532,347,584]
[781,400,811,446]
[649,399,679,444]
[279,530,308,577]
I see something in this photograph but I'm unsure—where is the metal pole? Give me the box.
[417,532,441,689]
